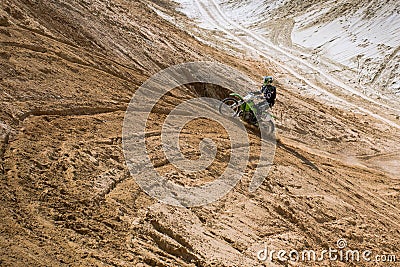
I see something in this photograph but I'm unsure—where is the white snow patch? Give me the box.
[292,11,400,68]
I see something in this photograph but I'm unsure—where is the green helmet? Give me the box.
[263,76,273,84]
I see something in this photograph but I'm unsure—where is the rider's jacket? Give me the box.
[260,84,276,107]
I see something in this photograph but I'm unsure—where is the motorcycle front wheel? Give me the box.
[219,97,240,117]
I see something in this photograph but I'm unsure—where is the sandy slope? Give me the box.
[0,0,400,266]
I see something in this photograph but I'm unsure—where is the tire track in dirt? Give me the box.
[16,23,149,74]
[1,40,137,82]
[278,137,400,229]
[370,45,400,85]
[18,106,126,121]
[269,18,294,48]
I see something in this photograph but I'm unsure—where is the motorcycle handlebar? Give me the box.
[244,92,263,100]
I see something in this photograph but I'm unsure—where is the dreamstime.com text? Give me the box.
[257,239,397,263]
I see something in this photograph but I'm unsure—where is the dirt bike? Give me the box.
[219,92,275,133]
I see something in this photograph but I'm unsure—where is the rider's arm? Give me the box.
[270,86,277,100]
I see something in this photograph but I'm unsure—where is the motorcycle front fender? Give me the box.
[229,93,244,101]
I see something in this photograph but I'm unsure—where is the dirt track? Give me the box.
[1,0,399,266]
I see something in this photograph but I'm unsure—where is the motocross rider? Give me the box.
[254,76,276,115]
